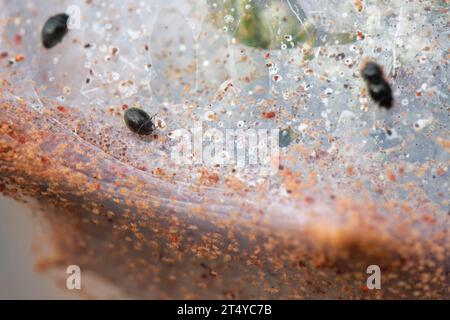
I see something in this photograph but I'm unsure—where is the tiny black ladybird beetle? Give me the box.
[124,108,155,136]
[361,61,393,109]
[42,13,69,49]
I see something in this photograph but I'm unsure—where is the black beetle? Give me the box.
[361,61,393,109]
[42,13,69,49]
[124,108,155,136]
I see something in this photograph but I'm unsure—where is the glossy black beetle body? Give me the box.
[42,13,69,49]
[361,61,393,109]
[124,108,155,136]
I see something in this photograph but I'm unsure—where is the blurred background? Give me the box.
[0,195,75,299]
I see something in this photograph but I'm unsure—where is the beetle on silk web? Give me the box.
[124,108,157,136]
[42,13,70,49]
